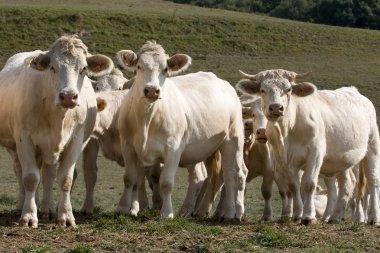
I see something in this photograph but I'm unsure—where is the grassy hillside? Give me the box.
[0,0,379,118]
[0,1,380,252]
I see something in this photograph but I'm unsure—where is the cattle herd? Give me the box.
[0,35,379,229]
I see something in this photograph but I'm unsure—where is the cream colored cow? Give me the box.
[237,69,380,225]
[0,35,113,228]
[116,41,247,220]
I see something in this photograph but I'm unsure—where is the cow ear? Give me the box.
[167,54,192,76]
[236,79,261,95]
[292,82,316,97]
[86,54,114,77]
[96,97,107,112]
[116,50,137,72]
[29,53,50,71]
[123,77,135,90]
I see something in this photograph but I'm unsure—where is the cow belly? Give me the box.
[321,147,367,174]
[179,134,226,166]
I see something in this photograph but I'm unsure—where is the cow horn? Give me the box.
[295,71,312,80]
[239,70,257,81]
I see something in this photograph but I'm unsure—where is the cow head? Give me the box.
[116,41,191,102]
[92,68,129,92]
[237,69,315,121]
[241,96,268,143]
[29,35,113,108]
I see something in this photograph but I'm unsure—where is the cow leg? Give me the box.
[287,169,303,222]
[322,176,337,223]
[220,140,247,220]
[55,131,85,228]
[138,175,149,210]
[160,152,182,219]
[116,145,142,215]
[81,138,99,215]
[261,171,274,221]
[300,149,324,225]
[331,170,354,223]
[274,174,291,220]
[7,149,24,212]
[40,163,57,220]
[362,142,380,225]
[194,155,224,218]
[178,162,207,217]
[146,163,162,210]
[16,135,40,228]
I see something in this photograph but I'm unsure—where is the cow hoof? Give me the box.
[262,215,275,222]
[292,218,302,224]
[301,218,317,226]
[328,218,342,224]
[57,219,76,228]
[367,220,380,227]
[130,209,139,217]
[115,205,130,215]
[160,212,174,220]
[40,211,56,221]
[20,218,38,229]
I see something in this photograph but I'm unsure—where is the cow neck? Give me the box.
[267,98,297,167]
[129,83,163,157]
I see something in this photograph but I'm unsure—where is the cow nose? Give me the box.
[256,128,266,136]
[144,87,160,99]
[59,92,78,108]
[269,103,284,115]
[255,127,267,143]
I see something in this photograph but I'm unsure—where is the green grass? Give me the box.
[0,0,380,252]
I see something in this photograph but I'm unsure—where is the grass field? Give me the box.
[0,0,380,252]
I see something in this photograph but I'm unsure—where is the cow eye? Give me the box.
[50,66,55,73]
[287,87,292,93]
[80,67,86,74]
[137,65,141,70]
[252,113,255,117]
[260,89,265,94]
[164,67,168,73]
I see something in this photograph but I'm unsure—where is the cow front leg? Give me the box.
[56,131,85,228]
[16,136,40,228]
[7,149,25,212]
[261,172,274,221]
[40,163,57,220]
[116,145,141,215]
[160,152,182,219]
[300,149,324,225]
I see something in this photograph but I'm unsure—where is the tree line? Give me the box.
[166,0,380,30]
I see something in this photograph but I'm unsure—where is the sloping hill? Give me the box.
[0,0,379,116]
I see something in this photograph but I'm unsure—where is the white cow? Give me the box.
[91,67,132,92]
[237,69,380,225]
[116,41,247,220]
[0,35,113,228]
[82,90,207,216]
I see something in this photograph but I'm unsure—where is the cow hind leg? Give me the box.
[220,139,246,221]
[81,138,99,215]
[178,163,206,217]
[362,145,380,226]
[40,163,57,220]
[322,176,337,223]
[331,169,354,223]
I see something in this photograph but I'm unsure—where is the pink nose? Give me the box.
[59,92,78,108]
[144,87,160,99]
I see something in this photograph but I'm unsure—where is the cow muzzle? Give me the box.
[58,91,79,108]
[255,128,267,143]
[144,86,161,100]
[268,103,284,119]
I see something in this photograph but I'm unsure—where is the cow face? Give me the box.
[93,68,128,92]
[117,41,191,102]
[241,97,268,143]
[30,36,113,108]
[237,69,315,121]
